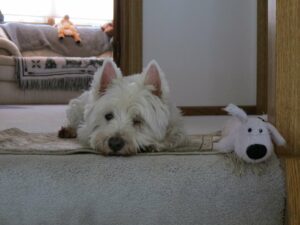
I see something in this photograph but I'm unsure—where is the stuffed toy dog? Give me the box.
[214,104,286,163]
[101,21,114,37]
[57,15,81,44]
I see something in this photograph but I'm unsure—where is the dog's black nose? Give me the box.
[108,137,125,152]
[246,144,267,160]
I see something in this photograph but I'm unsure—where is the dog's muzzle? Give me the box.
[108,136,125,152]
[246,144,267,160]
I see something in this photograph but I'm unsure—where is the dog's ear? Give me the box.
[92,59,122,98]
[144,60,169,98]
[224,104,248,122]
[99,60,118,93]
[266,122,286,146]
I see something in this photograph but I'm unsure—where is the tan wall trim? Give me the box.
[268,0,277,123]
[257,0,268,114]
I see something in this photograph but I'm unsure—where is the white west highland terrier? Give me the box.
[58,59,188,156]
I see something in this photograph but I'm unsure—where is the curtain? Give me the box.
[1,0,113,25]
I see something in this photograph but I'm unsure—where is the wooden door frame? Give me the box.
[113,0,142,76]
[114,0,268,116]
[268,0,300,223]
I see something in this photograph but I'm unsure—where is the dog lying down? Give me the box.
[58,59,188,156]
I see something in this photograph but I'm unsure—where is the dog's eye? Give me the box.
[259,128,263,133]
[105,112,114,121]
[248,128,252,133]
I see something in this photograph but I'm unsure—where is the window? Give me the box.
[1,0,113,26]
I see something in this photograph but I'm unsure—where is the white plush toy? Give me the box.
[214,104,286,163]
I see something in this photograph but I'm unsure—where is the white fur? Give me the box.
[63,58,187,155]
[214,104,286,163]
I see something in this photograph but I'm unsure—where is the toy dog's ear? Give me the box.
[224,104,248,122]
[266,122,286,146]
[91,58,122,99]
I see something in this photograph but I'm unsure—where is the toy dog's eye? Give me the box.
[105,112,114,121]
[248,128,252,133]
[259,128,263,133]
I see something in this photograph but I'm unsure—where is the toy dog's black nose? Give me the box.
[108,137,125,152]
[246,144,267,160]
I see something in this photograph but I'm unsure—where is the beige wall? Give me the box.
[143,0,257,106]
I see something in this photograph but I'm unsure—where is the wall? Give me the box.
[143,0,257,106]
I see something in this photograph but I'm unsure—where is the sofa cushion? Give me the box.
[0,56,16,82]
[0,64,15,82]
[22,48,64,57]
[0,81,81,104]
[0,37,22,56]
[0,23,112,57]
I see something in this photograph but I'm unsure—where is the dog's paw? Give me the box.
[58,126,77,138]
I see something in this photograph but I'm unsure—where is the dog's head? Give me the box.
[77,59,172,156]
[225,104,286,163]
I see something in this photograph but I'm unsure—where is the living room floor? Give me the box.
[0,105,229,134]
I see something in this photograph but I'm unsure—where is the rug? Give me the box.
[0,128,221,155]
[15,57,104,90]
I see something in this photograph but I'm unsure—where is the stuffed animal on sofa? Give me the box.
[101,21,114,37]
[57,15,81,44]
[214,104,286,163]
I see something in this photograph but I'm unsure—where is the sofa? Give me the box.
[0,23,112,104]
